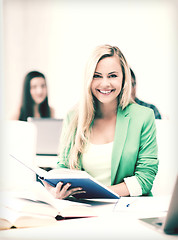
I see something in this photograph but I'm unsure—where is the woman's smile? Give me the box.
[97,89,115,95]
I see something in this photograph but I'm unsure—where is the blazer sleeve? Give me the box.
[135,110,159,195]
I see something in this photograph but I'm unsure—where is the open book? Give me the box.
[0,187,59,230]
[0,205,57,230]
[0,182,99,230]
[10,154,120,199]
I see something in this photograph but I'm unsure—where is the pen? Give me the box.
[126,199,136,207]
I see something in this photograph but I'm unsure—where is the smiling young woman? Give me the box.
[43,44,159,199]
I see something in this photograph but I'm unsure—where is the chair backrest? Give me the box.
[152,120,177,196]
[1,120,37,190]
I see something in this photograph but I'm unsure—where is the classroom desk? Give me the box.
[0,212,176,240]
[0,198,177,240]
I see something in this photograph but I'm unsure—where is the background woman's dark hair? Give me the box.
[19,71,51,121]
[130,68,136,87]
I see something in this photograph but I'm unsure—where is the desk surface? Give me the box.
[0,212,176,240]
[0,196,177,240]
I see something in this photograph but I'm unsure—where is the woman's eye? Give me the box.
[93,74,102,79]
[108,74,117,78]
[41,84,46,88]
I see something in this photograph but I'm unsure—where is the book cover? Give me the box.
[10,154,120,200]
[42,168,120,199]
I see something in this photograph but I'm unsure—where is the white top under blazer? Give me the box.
[82,142,142,196]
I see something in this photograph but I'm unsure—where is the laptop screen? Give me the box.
[163,175,178,234]
[27,118,63,156]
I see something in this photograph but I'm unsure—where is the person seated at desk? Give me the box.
[43,44,159,199]
[12,71,55,121]
[130,68,162,119]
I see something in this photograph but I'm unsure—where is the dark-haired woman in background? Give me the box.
[12,71,55,121]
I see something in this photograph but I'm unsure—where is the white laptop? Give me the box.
[139,175,178,234]
[27,118,63,156]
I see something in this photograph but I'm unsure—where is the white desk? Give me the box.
[0,197,177,240]
[0,212,176,240]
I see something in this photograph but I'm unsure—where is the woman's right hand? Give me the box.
[42,181,85,199]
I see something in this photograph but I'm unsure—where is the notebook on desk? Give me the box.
[27,118,63,156]
[139,175,178,234]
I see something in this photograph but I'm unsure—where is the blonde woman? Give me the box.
[44,44,158,199]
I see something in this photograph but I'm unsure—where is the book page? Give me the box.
[0,206,56,230]
[0,182,90,215]
[46,168,90,178]
[1,195,59,217]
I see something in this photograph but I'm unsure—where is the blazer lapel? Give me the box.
[111,107,130,184]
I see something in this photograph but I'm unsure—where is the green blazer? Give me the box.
[57,103,159,196]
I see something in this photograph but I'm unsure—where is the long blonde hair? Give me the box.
[60,44,132,169]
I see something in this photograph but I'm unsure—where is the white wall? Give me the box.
[3,0,177,120]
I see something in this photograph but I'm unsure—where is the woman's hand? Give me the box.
[42,181,85,199]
